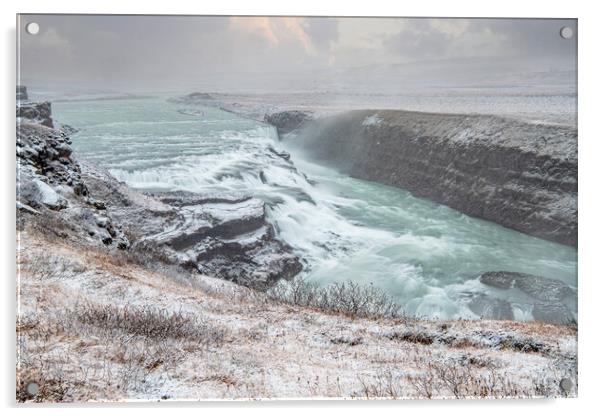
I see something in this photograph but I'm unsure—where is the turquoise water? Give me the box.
[54,97,577,320]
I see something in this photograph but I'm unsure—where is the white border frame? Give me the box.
[2,1,600,414]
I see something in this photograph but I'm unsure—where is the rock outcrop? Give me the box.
[17,101,53,128]
[264,110,313,136]
[479,271,576,324]
[168,93,314,136]
[81,170,302,290]
[20,179,68,211]
[17,122,87,196]
[289,110,577,246]
[17,90,302,290]
[467,293,515,321]
[16,85,28,101]
[17,99,130,250]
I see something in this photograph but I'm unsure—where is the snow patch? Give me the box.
[362,114,383,127]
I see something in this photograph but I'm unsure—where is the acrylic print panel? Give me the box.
[16,14,577,402]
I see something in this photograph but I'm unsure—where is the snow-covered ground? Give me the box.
[197,89,576,127]
[17,228,577,401]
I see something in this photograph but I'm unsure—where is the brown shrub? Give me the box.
[67,303,225,345]
[267,276,403,319]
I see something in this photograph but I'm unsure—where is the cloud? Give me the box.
[17,15,576,91]
[383,18,576,63]
[384,22,453,60]
[477,19,576,58]
[229,17,279,45]
[228,17,336,55]
[302,18,338,51]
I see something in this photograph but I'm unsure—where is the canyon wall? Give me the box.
[286,110,577,246]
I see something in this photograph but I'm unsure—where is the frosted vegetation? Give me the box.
[17,223,577,401]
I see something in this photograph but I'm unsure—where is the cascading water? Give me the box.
[54,97,577,320]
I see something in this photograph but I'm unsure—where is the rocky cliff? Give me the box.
[16,85,28,101]
[17,101,54,128]
[289,110,577,247]
[17,97,301,290]
[264,110,313,136]
[81,169,302,289]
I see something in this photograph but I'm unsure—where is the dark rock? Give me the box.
[117,241,129,250]
[82,168,302,290]
[17,101,54,128]
[17,122,88,197]
[177,109,205,117]
[264,111,313,136]
[293,110,577,246]
[17,85,28,101]
[479,271,519,289]
[514,275,576,303]
[479,271,576,324]
[16,100,129,250]
[267,146,291,161]
[480,271,575,304]
[468,293,514,320]
[153,197,302,290]
[58,124,79,136]
[90,199,107,210]
[532,302,576,325]
[72,182,88,197]
[196,243,302,290]
[183,92,213,101]
[155,191,251,207]
[164,198,266,250]
[259,170,268,184]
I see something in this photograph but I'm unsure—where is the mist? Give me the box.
[18,15,576,94]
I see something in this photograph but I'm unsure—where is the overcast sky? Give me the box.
[18,15,577,93]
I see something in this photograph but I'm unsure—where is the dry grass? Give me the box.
[16,367,70,403]
[16,244,228,402]
[20,250,87,281]
[17,302,226,402]
[354,359,572,399]
[16,230,577,401]
[66,303,225,344]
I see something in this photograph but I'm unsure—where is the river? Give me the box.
[53,96,577,320]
